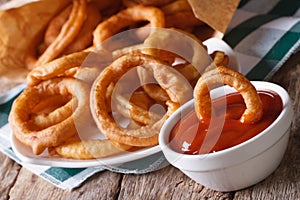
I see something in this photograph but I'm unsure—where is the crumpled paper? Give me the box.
[0,0,70,95]
[188,0,240,34]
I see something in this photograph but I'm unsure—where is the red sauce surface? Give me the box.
[169,90,283,155]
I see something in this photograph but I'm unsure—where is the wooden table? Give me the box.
[1,51,299,200]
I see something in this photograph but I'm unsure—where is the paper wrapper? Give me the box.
[0,0,239,95]
[0,0,70,94]
[188,0,240,35]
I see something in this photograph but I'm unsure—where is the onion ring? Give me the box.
[142,28,208,71]
[93,4,165,49]
[31,94,70,114]
[112,43,143,59]
[92,0,120,11]
[128,97,165,126]
[43,1,101,55]
[32,0,87,67]
[30,95,72,129]
[160,0,192,15]
[58,4,102,55]
[140,28,209,101]
[210,51,229,67]
[193,66,263,124]
[165,11,204,29]
[98,0,123,19]
[112,91,163,125]
[73,67,102,84]
[129,0,175,7]
[173,63,200,87]
[44,5,73,46]
[136,66,170,103]
[8,78,91,154]
[27,51,90,86]
[53,139,132,159]
[91,53,192,146]
[31,99,74,129]
[27,50,111,86]
[122,0,139,7]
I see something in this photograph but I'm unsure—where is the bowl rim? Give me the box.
[159,81,293,162]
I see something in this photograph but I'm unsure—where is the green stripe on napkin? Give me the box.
[224,15,279,48]
[246,21,300,80]
[224,0,300,48]
[42,168,86,182]
[269,0,300,16]
[0,98,13,127]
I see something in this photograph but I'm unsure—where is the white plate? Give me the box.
[10,37,239,168]
[11,133,161,168]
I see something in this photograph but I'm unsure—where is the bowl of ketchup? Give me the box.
[159,81,293,192]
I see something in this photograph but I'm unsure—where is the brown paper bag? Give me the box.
[0,0,70,94]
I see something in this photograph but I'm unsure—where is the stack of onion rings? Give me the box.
[8,0,238,160]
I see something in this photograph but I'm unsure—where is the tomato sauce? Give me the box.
[169,90,283,155]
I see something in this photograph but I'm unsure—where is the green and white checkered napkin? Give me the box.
[0,0,299,191]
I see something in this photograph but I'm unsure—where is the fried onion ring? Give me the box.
[41,1,102,59]
[165,11,204,29]
[53,139,132,159]
[122,0,139,7]
[160,0,192,15]
[52,4,102,55]
[210,51,229,67]
[129,0,174,7]
[140,28,209,101]
[193,66,263,124]
[27,51,89,86]
[31,98,74,129]
[136,66,170,103]
[44,5,73,46]
[32,0,87,67]
[112,91,163,125]
[173,63,200,87]
[91,53,192,146]
[9,78,91,154]
[112,43,143,59]
[93,4,165,49]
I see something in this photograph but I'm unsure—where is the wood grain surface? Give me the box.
[1,51,299,200]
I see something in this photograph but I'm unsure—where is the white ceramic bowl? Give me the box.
[159,81,293,192]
